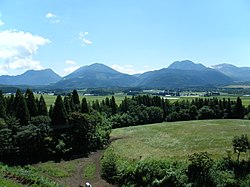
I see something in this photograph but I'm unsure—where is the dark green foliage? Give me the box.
[14,89,30,126]
[232,134,249,162]
[233,97,245,119]
[38,95,48,116]
[51,95,67,126]
[25,89,38,117]
[198,106,215,120]
[100,149,118,184]
[0,90,6,118]
[71,89,80,111]
[81,97,89,113]
[187,152,215,186]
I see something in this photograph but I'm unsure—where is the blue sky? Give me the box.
[0,0,250,76]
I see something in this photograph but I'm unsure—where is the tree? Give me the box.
[0,90,6,118]
[232,97,244,119]
[81,97,89,113]
[25,89,38,117]
[72,90,80,111]
[232,134,249,162]
[14,89,30,126]
[51,95,67,126]
[198,106,214,120]
[187,152,214,187]
[38,95,48,116]
[110,96,117,115]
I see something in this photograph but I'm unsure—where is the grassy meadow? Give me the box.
[37,93,250,107]
[110,119,250,161]
[35,94,130,107]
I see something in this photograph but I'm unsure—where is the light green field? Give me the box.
[110,119,250,160]
[37,94,250,107]
[35,94,130,107]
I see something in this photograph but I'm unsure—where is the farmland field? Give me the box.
[109,119,250,160]
[35,94,130,107]
[37,93,250,107]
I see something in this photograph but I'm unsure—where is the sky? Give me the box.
[0,0,250,76]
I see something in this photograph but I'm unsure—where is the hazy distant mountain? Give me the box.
[212,63,250,81]
[0,69,61,86]
[168,60,207,71]
[138,60,233,88]
[54,63,139,89]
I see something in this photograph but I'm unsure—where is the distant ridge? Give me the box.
[53,63,140,89]
[0,60,246,89]
[0,69,61,86]
[138,60,233,88]
[168,60,207,71]
[212,63,250,81]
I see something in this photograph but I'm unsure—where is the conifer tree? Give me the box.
[0,90,6,119]
[81,97,89,113]
[51,95,67,126]
[25,89,38,117]
[110,96,117,115]
[72,90,80,111]
[38,95,48,116]
[64,96,72,115]
[14,89,30,126]
[233,97,244,119]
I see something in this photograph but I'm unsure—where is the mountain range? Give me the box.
[0,60,250,89]
[0,69,61,86]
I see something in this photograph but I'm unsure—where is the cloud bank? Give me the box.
[0,30,50,74]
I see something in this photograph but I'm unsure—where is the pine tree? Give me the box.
[109,96,117,115]
[64,96,72,115]
[72,90,80,111]
[6,94,15,116]
[0,90,6,119]
[233,97,244,119]
[14,89,30,126]
[38,95,48,116]
[51,95,67,126]
[25,89,38,117]
[81,98,89,113]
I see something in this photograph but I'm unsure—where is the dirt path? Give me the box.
[57,150,115,187]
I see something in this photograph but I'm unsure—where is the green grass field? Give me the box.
[35,94,129,107]
[37,94,250,107]
[110,119,250,161]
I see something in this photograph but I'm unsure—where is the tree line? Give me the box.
[0,89,111,164]
[0,89,249,164]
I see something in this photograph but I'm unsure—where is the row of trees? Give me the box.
[0,89,249,163]
[0,89,111,164]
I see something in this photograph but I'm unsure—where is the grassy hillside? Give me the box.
[110,119,250,160]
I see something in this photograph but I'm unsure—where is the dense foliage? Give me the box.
[0,89,111,164]
[0,89,249,165]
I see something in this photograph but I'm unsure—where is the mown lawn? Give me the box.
[110,119,250,160]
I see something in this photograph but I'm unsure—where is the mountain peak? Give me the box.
[64,63,120,80]
[168,60,207,71]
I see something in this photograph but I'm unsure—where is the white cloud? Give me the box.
[64,66,80,75]
[63,60,80,75]
[79,31,92,46]
[0,30,50,74]
[111,64,154,75]
[65,60,77,65]
[45,12,60,23]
